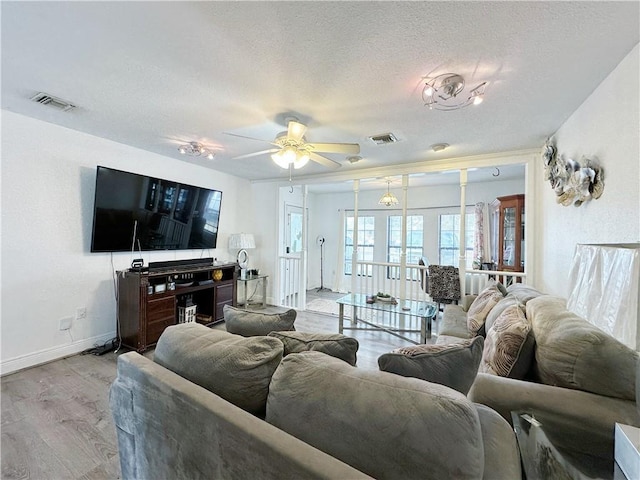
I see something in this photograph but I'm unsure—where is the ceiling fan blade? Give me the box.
[223,132,273,144]
[287,121,307,142]
[307,142,360,154]
[233,149,278,160]
[309,152,341,169]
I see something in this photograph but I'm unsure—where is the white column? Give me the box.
[399,175,408,301]
[300,185,308,308]
[351,180,360,295]
[459,169,467,297]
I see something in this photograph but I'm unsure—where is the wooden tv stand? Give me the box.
[117,262,237,352]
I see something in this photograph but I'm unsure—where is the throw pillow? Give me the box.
[268,331,359,366]
[466,281,506,335]
[267,351,484,480]
[479,303,535,379]
[377,336,484,394]
[154,323,284,415]
[224,305,296,336]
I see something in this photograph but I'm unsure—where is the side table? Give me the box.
[511,411,623,479]
[237,274,268,309]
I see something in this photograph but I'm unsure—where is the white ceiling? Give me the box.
[2,1,638,192]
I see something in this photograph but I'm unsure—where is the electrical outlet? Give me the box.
[59,317,73,331]
[76,307,87,320]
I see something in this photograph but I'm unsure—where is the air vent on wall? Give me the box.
[30,92,76,112]
[368,132,398,145]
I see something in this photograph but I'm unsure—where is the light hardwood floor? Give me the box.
[1,293,436,480]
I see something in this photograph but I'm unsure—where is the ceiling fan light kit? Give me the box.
[226,118,359,172]
[422,73,487,111]
[178,141,215,160]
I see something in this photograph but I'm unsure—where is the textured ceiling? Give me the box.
[2,1,638,188]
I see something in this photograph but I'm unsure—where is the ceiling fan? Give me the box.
[224,118,360,170]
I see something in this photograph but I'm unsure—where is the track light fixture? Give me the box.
[178,141,215,160]
[422,73,487,111]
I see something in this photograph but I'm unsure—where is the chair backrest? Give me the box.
[427,265,461,303]
[418,257,430,292]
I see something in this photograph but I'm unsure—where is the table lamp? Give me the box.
[229,233,255,277]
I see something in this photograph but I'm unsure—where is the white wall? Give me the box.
[307,177,525,291]
[535,43,640,297]
[1,111,253,374]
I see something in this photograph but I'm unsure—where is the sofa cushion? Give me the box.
[506,283,544,303]
[467,281,506,335]
[268,331,359,366]
[529,296,639,401]
[480,304,535,379]
[154,323,284,415]
[378,336,484,394]
[438,304,472,338]
[224,305,296,336]
[266,351,484,480]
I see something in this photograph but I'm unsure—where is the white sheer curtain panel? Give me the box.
[473,203,485,268]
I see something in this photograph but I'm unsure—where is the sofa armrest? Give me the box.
[468,373,640,457]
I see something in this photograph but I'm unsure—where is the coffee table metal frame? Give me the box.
[336,293,437,344]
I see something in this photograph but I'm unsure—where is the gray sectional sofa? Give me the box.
[109,283,639,479]
[438,283,640,458]
[110,323,522,479]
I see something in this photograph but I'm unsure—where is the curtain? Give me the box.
[473,202,485,269]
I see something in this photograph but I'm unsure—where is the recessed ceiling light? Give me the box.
[431,143,449,152]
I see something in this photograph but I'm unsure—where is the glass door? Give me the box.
[502,206,516,267]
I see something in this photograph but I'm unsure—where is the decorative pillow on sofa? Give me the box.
[154,323,284,415]
[267,351,485,480]
[268,331,359,366]
[224,305,296,336]
[466,281,506,335]
[480,303,535,379]
[378,336,484,394]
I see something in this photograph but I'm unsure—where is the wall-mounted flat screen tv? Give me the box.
[90,166,222,252]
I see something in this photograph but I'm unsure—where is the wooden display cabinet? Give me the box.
[117,262,237,352]
[496,194,525,272]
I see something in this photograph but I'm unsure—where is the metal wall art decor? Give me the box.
[541,138,605,207]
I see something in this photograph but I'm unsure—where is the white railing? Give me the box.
[351,261,430,302]
[279,255,303,308]
[350,261,528,300]
[465,269,528,295]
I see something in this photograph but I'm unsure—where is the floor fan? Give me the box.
[316,236,331,292]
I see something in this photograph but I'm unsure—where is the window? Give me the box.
[388,215,423,278]
[439,213,475,269]
[344,216,374,275]
[202,190,222,234]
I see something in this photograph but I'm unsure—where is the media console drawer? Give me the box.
[147,296,176,322]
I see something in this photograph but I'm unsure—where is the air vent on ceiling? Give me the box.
[30,92,76,112]
[368,132,398,145]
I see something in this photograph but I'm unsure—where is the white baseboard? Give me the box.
[0,331,117,376]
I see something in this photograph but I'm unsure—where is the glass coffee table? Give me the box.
[336,293,437,344]
[511,411,623,479]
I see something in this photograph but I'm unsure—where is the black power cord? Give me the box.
[82,337,118,356]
